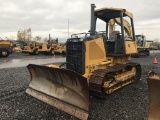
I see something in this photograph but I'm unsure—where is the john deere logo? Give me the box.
[128,44,130,47]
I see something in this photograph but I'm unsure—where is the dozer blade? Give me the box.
[147,71,160,120]
[26,64,89,120]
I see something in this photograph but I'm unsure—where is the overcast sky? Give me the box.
[0,0,160,41]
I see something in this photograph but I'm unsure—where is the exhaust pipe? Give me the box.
[90,4,96,36]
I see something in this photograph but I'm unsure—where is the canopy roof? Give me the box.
[95,7,133,22]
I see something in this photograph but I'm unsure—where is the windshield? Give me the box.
[135,35,146,46]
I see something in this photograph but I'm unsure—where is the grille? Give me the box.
[66,40,85,75]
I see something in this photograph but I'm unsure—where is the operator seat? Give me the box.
[106,31,121,55]
[109,31,120,41]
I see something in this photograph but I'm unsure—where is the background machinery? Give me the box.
[53,43,66,55]
[133,34,153,57]
[26,4,141,119]
[22,40,58,55]
[0,40,13,57]
[109,18,152,58]
[37,39,58,55]
[12,40,27,53]
[22,41,41,55]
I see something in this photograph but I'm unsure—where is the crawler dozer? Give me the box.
[53,43,66,55]
[38,43,56,55]
[26,4,141,119]
[22,41,56,55]
[22,41,41,55]
[147,71,160,120]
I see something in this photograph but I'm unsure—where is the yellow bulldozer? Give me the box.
[53,43,66,55]
[37,42,56,55]
[0,40,13,57]
[22,41,56,55]
[22,41,41,55]
[25,4,142,119]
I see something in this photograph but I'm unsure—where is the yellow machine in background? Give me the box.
[145,41,153,48]
[53,43,66,55]
[22,41,41,55]
[12,40,27,53]
[12,46,22,53]
[0,40,13,57]
[109,18,152,58]
[22,40,60,55]
[133,35,153,57]
[109,17,132,37]
[22,42,55,55]
[37,43,56,55]
[26,4,141,119]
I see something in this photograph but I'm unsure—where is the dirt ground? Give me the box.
[0,52,160,120]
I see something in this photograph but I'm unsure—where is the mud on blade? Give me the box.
[147,71,160,120]
[26,64,89,120]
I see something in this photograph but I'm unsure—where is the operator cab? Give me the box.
[135,35,146,47]
[94,6,136,56]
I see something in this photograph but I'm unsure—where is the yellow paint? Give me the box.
[125,40,138,54]
[46,64,60,68]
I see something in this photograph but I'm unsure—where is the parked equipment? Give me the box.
[22,40,59,55]
[53,43,66,55]
[37,42,57,55]
[133,35,152,57]
[38,39,64,55]
[147,71,160,120]
[12,40,27,53]
[26,4,141,119]
[0,40,13,57]
[22,41,41,55]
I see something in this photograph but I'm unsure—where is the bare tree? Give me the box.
[35,36,42,41]
[17,28,32,41]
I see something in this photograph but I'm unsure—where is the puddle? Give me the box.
[0,57,66,69]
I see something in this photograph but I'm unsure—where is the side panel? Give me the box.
[85,37,107,65]
[38,45,49,52]
[0,44,11,48]
[22,46,33,53]
[125,41,138,54]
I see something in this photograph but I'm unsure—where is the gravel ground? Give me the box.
[0,52,160,120]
